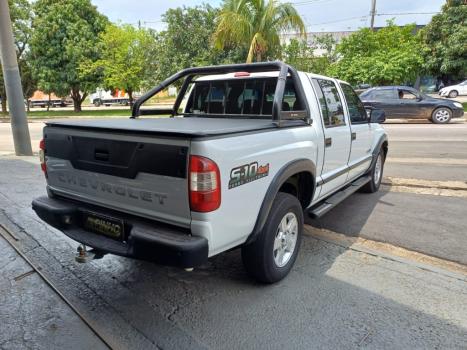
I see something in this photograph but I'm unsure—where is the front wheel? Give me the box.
[242,192,303,283]
[361,150,384,193]
[448,90,458,98]
[432,107,452,124]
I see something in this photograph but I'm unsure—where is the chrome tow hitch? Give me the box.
[75,244,106,263]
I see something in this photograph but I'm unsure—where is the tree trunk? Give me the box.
[26,99,30,112]
[256,52,262,62]
[72,97,82,113]
[128,90,133,108]
[246,41,255,63]
[71,87,82,113]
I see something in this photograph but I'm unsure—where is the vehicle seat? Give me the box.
[262,101,273,115]
[293,99,302,110]
[209,102,223,114]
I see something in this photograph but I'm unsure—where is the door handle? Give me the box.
[325,137,332,147]
[351,132,356,141]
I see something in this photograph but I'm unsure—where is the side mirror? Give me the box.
[369,108,386,123]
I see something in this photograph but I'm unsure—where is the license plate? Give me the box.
[82,211,124,240]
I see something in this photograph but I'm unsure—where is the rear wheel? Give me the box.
[361,150,384,193]
[94,100,101,107]
[448,90,458,98]
[432,107,452,124]
[242,192,303,283]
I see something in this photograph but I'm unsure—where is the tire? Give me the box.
[242,192,303,283]
[94,100,101,107]
[361,149,384,193]
[431,107,452,124]
[448,90,458,98]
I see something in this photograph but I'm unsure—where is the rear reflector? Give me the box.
[189,155,221,212]
[39,139,47,174]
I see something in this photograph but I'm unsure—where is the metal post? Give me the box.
[0,0,33,156]
[370,0,376,30]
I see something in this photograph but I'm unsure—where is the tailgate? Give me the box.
[43,126,191,227]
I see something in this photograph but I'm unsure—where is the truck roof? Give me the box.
[195,71,349,86]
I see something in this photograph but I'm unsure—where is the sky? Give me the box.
[91,0,446,33]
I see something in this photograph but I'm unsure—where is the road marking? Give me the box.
[303,226,467,279]
[386,157,467,165]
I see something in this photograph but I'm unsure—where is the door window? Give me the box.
[371,89,396,100]
[312,79,346,127]
[398,89,418,100]
[340,83,367,123]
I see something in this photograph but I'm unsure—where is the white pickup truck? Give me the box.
[32,62,388,283]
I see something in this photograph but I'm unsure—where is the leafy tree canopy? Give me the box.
[29,0,108,111]
[87,24,154,104]
[283,34,337,75]
[147,5,246,88]
[214,0,306,62]
[421,0,466,80]
[330,21,424,86]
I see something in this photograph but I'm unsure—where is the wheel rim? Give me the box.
[273,212,298,268]
[374,154,383,185]
[435,109,450,122]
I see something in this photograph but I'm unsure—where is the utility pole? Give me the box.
[0,0,32,156]
[370,0,377,30]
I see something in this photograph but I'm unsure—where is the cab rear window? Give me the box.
[185,78,303,118]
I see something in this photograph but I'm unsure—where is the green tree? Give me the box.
[89,24,154,105]
[421,0,467,81]
[0,0,34,114]
[214,0,306,63]
[145,5,246,89]
[330,21,424,86]
[30,0,108,112]
[283,34,337,74]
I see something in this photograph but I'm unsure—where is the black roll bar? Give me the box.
[131,61,310,126]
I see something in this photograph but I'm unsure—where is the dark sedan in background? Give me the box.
[360,86,464,124]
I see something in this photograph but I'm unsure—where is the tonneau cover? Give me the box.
[45,117,278,137]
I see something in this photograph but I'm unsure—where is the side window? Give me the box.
[398,89,418,100]
[373,89,396,100]
[313,79,345,127]
[340,83,367,123]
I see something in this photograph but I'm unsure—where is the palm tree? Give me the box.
[213,0,306,63]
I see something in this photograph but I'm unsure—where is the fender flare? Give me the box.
[368,134,388,172]
[244,159,316,245]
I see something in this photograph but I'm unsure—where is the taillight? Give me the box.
[39,139,47,175]
[189,155,221,212]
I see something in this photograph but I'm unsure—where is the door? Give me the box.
[340,83,373,180]
[396,88,425,118]
[364,88,398,118]
[311,78,351,198]
[458,81,467,95]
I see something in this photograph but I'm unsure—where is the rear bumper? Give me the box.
[32,196,208,268]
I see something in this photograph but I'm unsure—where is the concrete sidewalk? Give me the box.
[0,232,107,349]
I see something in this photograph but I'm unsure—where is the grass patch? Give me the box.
[463,102,467,112]
[26,108,132,119]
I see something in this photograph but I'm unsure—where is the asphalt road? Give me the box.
[0,167,466,349]
[1,121,467,348]
[383,122,467,181]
